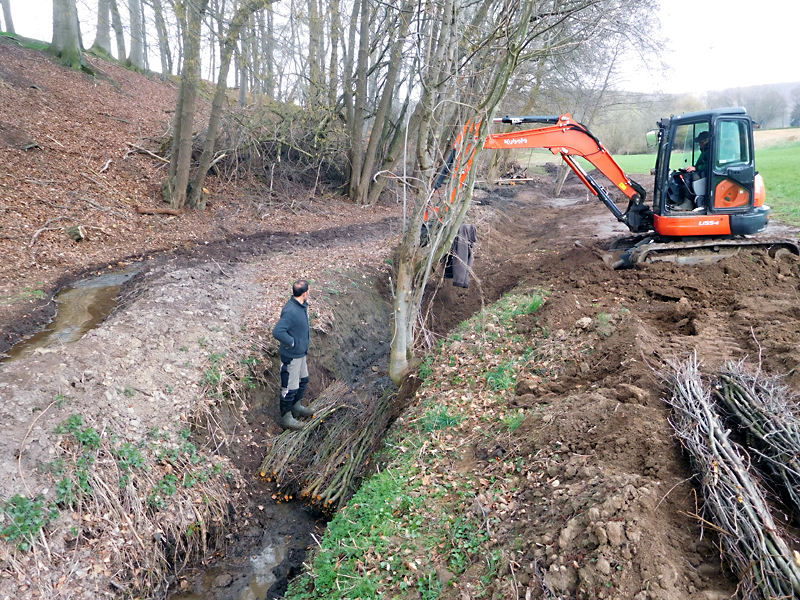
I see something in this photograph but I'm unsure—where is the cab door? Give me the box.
[710,117,755,211]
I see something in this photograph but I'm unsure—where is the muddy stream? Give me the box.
[1,268,141,363]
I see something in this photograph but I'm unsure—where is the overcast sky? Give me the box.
[631,0,800,94]
[5,0,800,95]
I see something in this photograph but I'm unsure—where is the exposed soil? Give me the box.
[2,37,800,600]
[412,178,800,599]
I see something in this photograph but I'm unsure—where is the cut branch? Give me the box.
[136,205,183,216]
[125,142,170,163]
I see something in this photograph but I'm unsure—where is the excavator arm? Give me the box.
[485,114,653,233]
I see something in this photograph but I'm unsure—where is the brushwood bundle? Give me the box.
[715,360,800,512]
[665,356,800,599]
[260,381,394,513]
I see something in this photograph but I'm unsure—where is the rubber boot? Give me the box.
[281,411,304,431]
[292,402,314,418]
[292,376,314,418]
[675,198,694,211]
[279,392,303,431]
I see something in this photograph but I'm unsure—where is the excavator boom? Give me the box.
[485,114,653,233]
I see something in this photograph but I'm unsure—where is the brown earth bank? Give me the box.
[396,178,800,600]
[2,37,800,600]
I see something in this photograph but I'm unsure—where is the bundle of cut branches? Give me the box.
[665,355,800,599]
[260,380,394,513]
[715,360,800,512]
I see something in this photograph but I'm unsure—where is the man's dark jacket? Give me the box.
[272,297,310,360]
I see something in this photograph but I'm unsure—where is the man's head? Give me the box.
[695,131,710,147]
[292,280,309,300]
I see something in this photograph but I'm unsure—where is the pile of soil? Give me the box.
[412,180,800,599]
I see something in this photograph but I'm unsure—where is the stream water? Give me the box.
[0,267,140,362]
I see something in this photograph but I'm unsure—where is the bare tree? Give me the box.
[127,0,145,69]
[388,0,661,383]
[163,0,272,209]
[189,0,274,208]
[259,8,275,97]
[91,0,113,54]
[1,0,15,33]
[347,0,414,206]
[709,85,788,129]
[790,86,800,128]
[163,0,211,209]
[109,0,127,60]
[51,0,86,69]
[151,0,173,76]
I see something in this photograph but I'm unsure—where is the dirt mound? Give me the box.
[397,176,800,599]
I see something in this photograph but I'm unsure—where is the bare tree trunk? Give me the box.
[109,0,126,61]
[140,0,149,71]
[365,93,419,206]
[346,0,369,199]
[340,0,358,184]
[188,0,271,209]
[260,8,275,98]
[351,0,412,205]
[237,27,249,108]
[152,0,173,77]
[164,0,210,210]
[127,0,145,69]
[306,0,323,107]
[50,0,85,69]
[91,0,112,54]
[327,0,340,109]
[0,0,14,34]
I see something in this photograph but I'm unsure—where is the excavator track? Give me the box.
[606,237,800,269]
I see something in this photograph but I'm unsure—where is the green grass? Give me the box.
[0,285,47,307]
[607,153,656,175]
[514,149,656,177]
[757,142,800,225]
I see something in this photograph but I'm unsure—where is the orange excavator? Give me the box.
[477,107,799,267]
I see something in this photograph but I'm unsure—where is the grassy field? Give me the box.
[754,142,800,224]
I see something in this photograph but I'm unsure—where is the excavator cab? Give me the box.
[652,107,768,237]
[661,122,710,212]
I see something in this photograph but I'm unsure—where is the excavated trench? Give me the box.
[172,270,400,600]
[0,215,425,600]
[0,191,529,600]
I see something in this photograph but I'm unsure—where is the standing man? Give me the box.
[272,280,314,430]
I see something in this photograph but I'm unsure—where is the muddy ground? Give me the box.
[3,38,800,600]
[413,176,800,600]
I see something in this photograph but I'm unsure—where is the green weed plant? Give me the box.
[0,494,59,551]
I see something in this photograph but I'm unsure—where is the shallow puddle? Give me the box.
[172,538,288,600]
[1,266,140,362]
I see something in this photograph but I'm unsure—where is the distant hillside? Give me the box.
[706,81,800,129]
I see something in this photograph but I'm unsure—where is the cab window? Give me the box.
[669,122,709,171]
[714,119,750,168]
